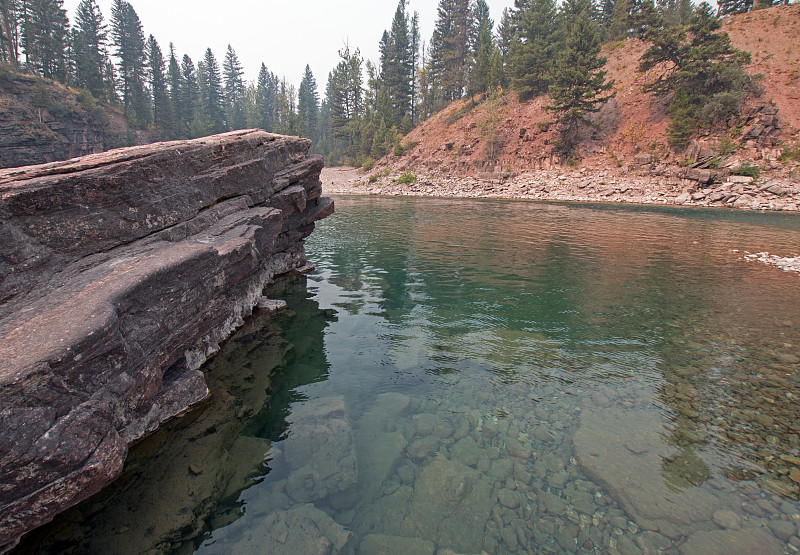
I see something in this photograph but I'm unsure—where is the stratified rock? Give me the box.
[205,504,352,555]
[283,396,358,503]
[0,130,333,549]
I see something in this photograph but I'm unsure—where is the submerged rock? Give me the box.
[0,130,332,549]
[283,396,358,503]
[574,409,733,531]
[206,504,352,554]
[680,527,784,554]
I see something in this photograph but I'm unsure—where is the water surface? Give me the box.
[20,196,800,554]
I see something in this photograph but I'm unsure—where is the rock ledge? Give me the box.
[0,130,333,549]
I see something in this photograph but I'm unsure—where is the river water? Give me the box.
[19,196,800,554]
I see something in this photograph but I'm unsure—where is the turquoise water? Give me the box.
[19,196,800,554]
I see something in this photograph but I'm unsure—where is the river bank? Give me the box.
[321,166,800,212]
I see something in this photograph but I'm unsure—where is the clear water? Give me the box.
[19,196,800,554]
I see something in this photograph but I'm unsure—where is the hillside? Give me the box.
[342,5,800,209]
[0,67,143,169]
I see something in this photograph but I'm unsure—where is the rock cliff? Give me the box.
[0,129,333,550]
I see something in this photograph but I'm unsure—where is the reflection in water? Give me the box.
[18,196,800,554]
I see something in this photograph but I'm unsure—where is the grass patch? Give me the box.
[731,163,760,179]
[395,172,417,185]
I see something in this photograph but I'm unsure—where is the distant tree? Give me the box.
[223,44,246,130]
[23,0,69,80]
[381,0,414,130]
[256,62,277,132]
[509,0,560,99]
[298,64,319,143]
[639,2,753,148]
[200,47,225,133]
[469,17,496,97]
[167,44,182,137]
[72,0,107,98]
[328,45,363,159]
[111,0,149,126]
[0,0,23,65]
[429,0,474,105]
[409,10,421,124]
[546,0,615,156]
[147,34,171,134]
[180,54,202,136]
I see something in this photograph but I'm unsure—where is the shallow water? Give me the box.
[19,197,800,554]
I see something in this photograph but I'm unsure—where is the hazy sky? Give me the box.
[63,0,513,86]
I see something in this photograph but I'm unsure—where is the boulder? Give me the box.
[0,130,333,549]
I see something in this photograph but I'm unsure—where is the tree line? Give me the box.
[0,0,784,164]
[0,0,321,146]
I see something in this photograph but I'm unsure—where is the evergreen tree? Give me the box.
[298,64,319,142]
[181,54,202,136]
[147,34,171,134]
[111,0,149,126]
[0,0,22,65]
[200,47,225,133]
[409,11,421,125]
[72,0,107,98]
[222,44,246,130]
[546,0,615,156]
[509,0,560,99]
[381,0,414,129]
[167,44,182,137]
[429,0,474,105]
[469,18,495,97]
[327,45,363,159]
[22,0,69,80]
[639,2,752,148]
[256,62,277,132]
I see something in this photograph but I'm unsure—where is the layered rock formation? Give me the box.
[0,130,333,550]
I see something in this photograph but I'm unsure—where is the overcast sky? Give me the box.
[63,0,513,87]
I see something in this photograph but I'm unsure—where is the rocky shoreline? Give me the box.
[321,165,800,212]
[0,130,332,550]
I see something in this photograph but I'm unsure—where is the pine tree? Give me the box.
[222,44,245,130]
[256,63,277,132]
[0,0,22,65]
[429,0,474,104]
[639,2,752,148]
[469,19,495,97]
[23,0,69,80]
[328,45,363,159]
[111,0,149,126]
[381,0,414,129]
[167,44,182,137]
[201,47,225,134]
[180,54,201,136]
[409,11,420,125]
[298,64,319,143]
[546,0,615,156]
[72,0,107,98]
[509,0,560,99]
[147,34,171,134]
